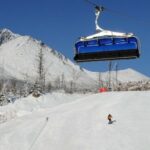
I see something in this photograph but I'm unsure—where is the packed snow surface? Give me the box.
[0,91,150,150]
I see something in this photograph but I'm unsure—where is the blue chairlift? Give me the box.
[74,6,140,62]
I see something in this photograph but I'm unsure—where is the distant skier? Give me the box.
[107,114,113,124]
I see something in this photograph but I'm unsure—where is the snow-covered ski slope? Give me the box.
[0,91,150,150]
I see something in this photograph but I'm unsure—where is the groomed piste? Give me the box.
[0,91,150,150]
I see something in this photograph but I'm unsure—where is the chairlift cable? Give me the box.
[84,0,150,27]
[85,0,99,7]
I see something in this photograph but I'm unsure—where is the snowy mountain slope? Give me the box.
[0,29,96,88]
[109,68,149,82]
[0,91,150,150]
[0,28,149,89]
[86,68,150,83]
[0,67,15,80]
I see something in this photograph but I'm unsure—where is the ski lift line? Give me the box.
[85,0,99,7]
[85,0,150,26]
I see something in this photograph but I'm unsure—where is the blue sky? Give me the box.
[0,0,150,76]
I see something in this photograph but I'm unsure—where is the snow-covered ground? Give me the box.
[0,91,150,150]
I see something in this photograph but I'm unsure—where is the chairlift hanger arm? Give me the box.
[95,6,104,32]
[85,0,105,32]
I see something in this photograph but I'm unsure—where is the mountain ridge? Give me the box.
[0,28,97,90]
[0,28,149,90]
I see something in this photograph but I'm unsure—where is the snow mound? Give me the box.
[0,92,87,121]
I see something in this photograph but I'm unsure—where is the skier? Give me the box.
[107,114,112,124]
